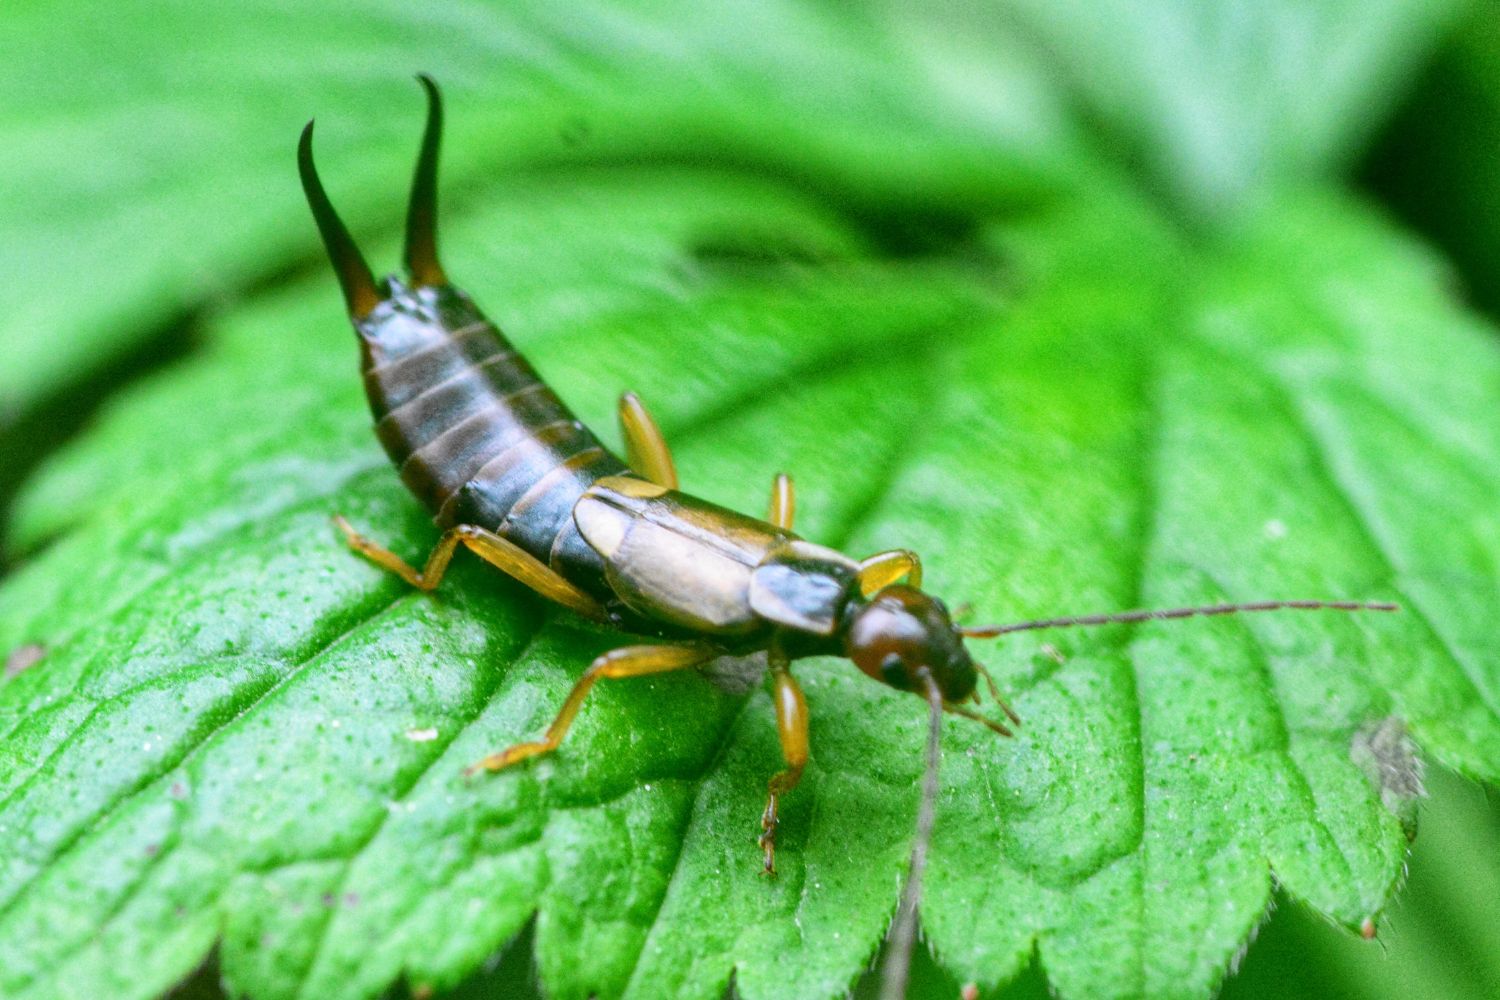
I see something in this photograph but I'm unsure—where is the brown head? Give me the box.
[845,585,978,702]
[843,584,1021,736]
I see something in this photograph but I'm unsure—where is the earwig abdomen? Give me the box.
[359,281,628,592]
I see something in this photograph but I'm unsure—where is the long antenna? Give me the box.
[404,73,448,287]
[881,669,945,1000]
[960,599,1398,639]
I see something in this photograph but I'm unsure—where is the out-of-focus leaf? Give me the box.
[1364,4,1500,316]
[0,0,1075,427]
[978,0,1469,218]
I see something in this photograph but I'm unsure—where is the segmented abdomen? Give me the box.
[363,314,628,589]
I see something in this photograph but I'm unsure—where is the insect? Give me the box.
[297,78,1398,920]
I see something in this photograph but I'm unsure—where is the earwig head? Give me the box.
[844,585,978,703]
[297,74,451,328]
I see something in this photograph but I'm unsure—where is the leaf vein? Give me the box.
[0,590,413,933]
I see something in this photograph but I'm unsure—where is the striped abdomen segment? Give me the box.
[363,314,628,579]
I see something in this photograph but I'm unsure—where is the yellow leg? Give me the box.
[335,516,607,620]
[759,657,809,876]
[335,515,458,590]
[465,642,718,774]
[856,549,923,595]
[767,472,795,531]
[618,391,678,489]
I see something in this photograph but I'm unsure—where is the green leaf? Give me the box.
[1223,765,1500,1000]
[5,0,1462,429]
[4,133,1500,1000]
[980,0,1469,217]
[0,0,1074,428]
[921,190,1500,999]
[5,3,1500,999]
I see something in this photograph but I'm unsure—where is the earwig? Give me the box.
[300,77,1399,925]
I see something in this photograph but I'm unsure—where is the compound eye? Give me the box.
[880,652,909,690]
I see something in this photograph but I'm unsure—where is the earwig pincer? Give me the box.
[299,77,1399,882]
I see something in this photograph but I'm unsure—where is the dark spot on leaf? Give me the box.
[320,892,337,908]
[1350,716,1425,838]
[688,231,833,269]
[850,206,985,261]
[4,643,45,678]
[169,781,188,800]
[558,115,591,148]
[0,313,197,567]
[344,892,360,907]
[160,945,219,998]
[144,843,159,857]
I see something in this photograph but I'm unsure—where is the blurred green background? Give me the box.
[4,2,1500,998]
